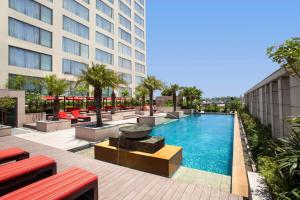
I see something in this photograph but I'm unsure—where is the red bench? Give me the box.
[71,110,91,122]
[0,167,98,200]
[58,112,78,124]
[0,155,57,196]
[0,148,29,164]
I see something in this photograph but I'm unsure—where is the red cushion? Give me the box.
[1,167,98,200]
[0,148,26,160]
[0,156,55,183]
[58,112,68,118]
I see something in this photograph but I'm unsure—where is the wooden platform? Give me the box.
[0,136,243,200]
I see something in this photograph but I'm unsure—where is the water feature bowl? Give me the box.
[119,125,152,139]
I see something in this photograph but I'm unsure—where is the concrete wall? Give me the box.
[244,68,300,138]
[156,96,181,107]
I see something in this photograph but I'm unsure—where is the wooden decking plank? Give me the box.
[199,186,212,200]
[228,194,239,200]
[191,185,205,200]
[161,180,182,199]
[218,191,229,200]
[180,184,196,200]
[171,182,190,200]
[209,188,221,200]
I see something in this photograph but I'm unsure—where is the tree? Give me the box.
[44,75,68,121]
[142,76,164,116]
[267,38,300,80]
[110,75,126,114]
[120,89,129,107]
[6,75,26,90]
[169,84,181,111]
[77,64,122,127]
[161,87,172,96]
[135,84,149,110]
[74,82,89,96]
[226,97,242,112]
[0,97,15,125]
[180,86,202,109]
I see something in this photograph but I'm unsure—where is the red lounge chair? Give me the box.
[58,112,78,124]
[1,167,98,200]
[0,155,57,196]
[71,110,91,122]
[0,148,29,164]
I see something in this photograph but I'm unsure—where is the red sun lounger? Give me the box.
[58,112,78,124]
[0,155,57,196]
[0,167,98,200]
[71,110,91,122]
[0,148,29,164]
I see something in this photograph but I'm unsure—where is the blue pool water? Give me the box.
[150,114,234,175]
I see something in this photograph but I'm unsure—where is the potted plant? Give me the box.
[0,97,15,136]
[75,64,123,142]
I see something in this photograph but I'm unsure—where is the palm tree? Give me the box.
[44,75,68,121]
[169,84,181,112]
[142,76,164,116]
[77,64,122,127]
[135,84,149,110]
[181,86,202,109]
[120,89,129,107]
[110,76,126,114]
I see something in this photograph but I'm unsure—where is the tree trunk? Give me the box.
[53,95,59,121]
[111,90,116,114]
[142,95,146,111]
[149,90,154,116]
[186,97,190,108]
[95,88,103,127]
[173,93,177,112]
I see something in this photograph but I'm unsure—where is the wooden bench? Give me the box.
[0,148,29,164]
[0,167,98,200]
[0,155,57,196]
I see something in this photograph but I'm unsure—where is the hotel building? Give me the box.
[0,0,147,96]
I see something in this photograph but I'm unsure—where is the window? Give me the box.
[134,14,144,27]
[63,0,89,21]
[96,15,114,33]
[134,1,144,16]
[119,0,131,17]
[62,59,86,75]
[82,0,89,3]
[96,32,114,49]
[135,75,144,85]
[107,0,114,3]
[135,63,145,73]
[96,49,113,65]
[135,37,145,50]
[9,46,52,71]
[123,0,131,5]
[96,0,114,18]
[63,16,89,39]
[135,50,145,62]
[63,37,89,58]
[118,42,132,57]
[134,25,144,39]
[119,87,132,96]
[9,18,52,48]
[136,0,144,6]
[119,72,132,84]
[118,57,132,70]
[119,14,131,30]
[9,0,52,24]
[119,28,131,43]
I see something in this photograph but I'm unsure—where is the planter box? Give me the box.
[167,111,184,119]
[181,109,194,114]
[25,112,46,124]
[0,125,12,137]
[138,116,165,127]
[36,120,71,132]
[155,106,181,113]
[75,124,119,142]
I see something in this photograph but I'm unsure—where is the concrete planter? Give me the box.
[0,125,12,137]
[156,106,181,113]
[36,120,71,132]
[25,112,46,124]
[167,111,184,119]
[75,124,119,142]
[138,116,165,127]
[181,109,194,114]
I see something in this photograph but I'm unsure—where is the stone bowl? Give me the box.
[119,125,153,139]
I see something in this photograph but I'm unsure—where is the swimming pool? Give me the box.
[150,114,234,176]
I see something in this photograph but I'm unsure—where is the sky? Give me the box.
[146,0,300,98]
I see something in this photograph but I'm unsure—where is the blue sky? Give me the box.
[146,0,300,98]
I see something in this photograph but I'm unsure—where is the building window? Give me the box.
[119,72,132,84]
[63,37,89,58]
[119,14,131,30]
[96,15,114,33]
[62,59,86,76]
[96,32,114,49]
[96,0,114,18]
[119,28,131,43]
[134,1,144,16]
[135,63,145,73]
[63,16,89,39]
[135,50,145,62]
[119,0,131,18]
[96,49,113,65]
[82,0,89,4]
[123,0,131,5]
[118,42,132,57]
[135,75,144,85]
[9,46,52,71]
[135,37,145,50]
[9,0,52,25]
[118,57,132,70]
[63,0,89,21]
[136,0,144,6]
[134,14,144,27]
[134,25,144,39]
[119,87,132,96]
[9,18,52,48]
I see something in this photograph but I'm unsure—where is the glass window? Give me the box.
[118,42,132,57]
[82,0,89,3]
[118,57,132,70]
[96,15,114,33]
[9,46,52,71]
[107,0,114,3]
[96,49,113,65]
[119,14,131,30]
[63,37,89,58]
[119,0,131,17]
[135,37,145,50]
[9,0,53,25]
[96,32,114,49]
[135,63,145,73]
[135,50,145,62]
[119,72,132,84]
[134,25,144,39]
[96,0,114,18]
[137,0,144,6]
[123,0,131,5]
[134,14,144,27]
[134,1,144,16]
[63,16,89,39]
[62,59,86,75]
[63,0,89,21]
[119,28,131,43]
[135,75,144,85]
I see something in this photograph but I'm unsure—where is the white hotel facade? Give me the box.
[0,0,147,96]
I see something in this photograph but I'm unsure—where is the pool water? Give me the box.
[150,114,234,176]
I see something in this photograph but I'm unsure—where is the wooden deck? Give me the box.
[0,136,243,200]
